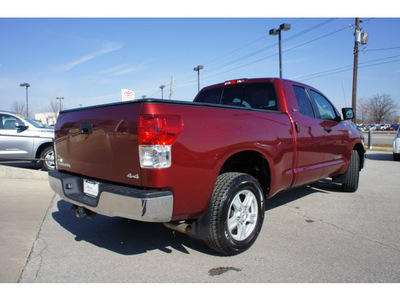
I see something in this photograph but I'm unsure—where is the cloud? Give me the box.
[63,42,123,71]
[98,62,148,76]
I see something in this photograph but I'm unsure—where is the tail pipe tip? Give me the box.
[163,221,193,235]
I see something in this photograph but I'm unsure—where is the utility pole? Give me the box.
[351,18,360,117]
[169,76,173,100]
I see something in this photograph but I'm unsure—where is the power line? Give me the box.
[199,19,338,79]
[292,54,400,81]
[176,23,349,86]
[143,19,369,96]
[172,18,339,87]
[364,46,400,52]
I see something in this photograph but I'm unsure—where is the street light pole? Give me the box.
[159,85,165,99]
[20,83,30,117]
[194,65,204,92]
[269,23,291,78]
[56,97,64,114]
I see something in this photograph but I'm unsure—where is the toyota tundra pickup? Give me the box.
[48,78,365,255]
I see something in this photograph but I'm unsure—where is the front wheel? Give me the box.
[40,146,55,171]
[342,150,360,192]
[205,172,265,256]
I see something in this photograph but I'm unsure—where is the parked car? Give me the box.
[366,125,376,131]
[380,124,390,131]
[0,111,55,170]
[49,78,365,255]
[356,125,364,132]
[394,126,400,161]
[387,124,400,131]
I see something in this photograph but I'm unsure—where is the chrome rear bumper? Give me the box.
[48,171,173,222]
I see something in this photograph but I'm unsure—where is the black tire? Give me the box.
[40,146,55,171]
[342,150,360,192]
[205,172,265,256]
[393,153,400,161]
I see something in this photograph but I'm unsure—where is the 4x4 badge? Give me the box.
[127,173,139,179]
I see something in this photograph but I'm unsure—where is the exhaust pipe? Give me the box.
[163,221,192,235]
[72,205,96,219]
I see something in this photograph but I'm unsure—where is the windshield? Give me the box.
[17,114,47,128]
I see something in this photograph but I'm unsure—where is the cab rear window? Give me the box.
[195,82,278,111]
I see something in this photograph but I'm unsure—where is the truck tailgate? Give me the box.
[55,103,142,186]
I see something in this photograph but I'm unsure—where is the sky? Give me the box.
[1,1,400,119]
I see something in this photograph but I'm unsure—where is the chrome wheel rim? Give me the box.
[227,189,259,241]
[44,150,55,169]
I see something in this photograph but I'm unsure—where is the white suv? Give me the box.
[394,126,400,161]
[0,111,55,170]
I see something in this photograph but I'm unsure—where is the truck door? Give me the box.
[308,90,347,178]
[0,113,33,160]
[290,86,326,187]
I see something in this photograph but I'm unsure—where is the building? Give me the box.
[34,112,57,126]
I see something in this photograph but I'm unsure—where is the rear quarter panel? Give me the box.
[140,102,294,220]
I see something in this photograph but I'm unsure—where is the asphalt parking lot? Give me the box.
[1,150,400,283]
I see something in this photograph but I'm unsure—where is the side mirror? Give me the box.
[342,108,355,120]
[16,122,29,131]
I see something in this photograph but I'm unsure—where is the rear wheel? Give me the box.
[342,150,360,192]
[205,172,265,256]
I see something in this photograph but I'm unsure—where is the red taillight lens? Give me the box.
[138,115,183,145]
[224,79,247,85]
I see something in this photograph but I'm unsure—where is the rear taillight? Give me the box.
[138,115,183,169]
[224,79,247,85]
[139,115,183,145]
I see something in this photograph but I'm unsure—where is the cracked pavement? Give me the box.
[2,150,400,283]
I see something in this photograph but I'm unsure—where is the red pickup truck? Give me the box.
[49,78,365,255]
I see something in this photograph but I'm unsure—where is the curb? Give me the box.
[0,165,48,180]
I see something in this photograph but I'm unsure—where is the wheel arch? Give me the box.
[218,150,271,197]
[35,142,53,159]
[353,142,366,170]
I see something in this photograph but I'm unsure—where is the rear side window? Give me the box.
[196,82,278,111]
[195,87,223,104]
[242,83,278,110]
[292,86,315,118]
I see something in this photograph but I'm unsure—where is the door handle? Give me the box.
[294,122,300,133]
[79,123,93,134]
[324,127,332,133]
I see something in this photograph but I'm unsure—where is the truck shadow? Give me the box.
[52,200,215,256]
[266,179,340,210]
[52,180,341,257]
[365,152,393,161]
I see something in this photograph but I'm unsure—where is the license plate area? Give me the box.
[83,179,99,198]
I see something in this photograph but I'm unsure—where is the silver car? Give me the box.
[0,111,55,170]
[394,125,400,161]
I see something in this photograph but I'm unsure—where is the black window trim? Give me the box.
[292,85,316,119]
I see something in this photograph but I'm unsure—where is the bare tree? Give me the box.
[10,100,26,115]
[49,99,65,116]
[356,97,370,124]
[368,94,398,124]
